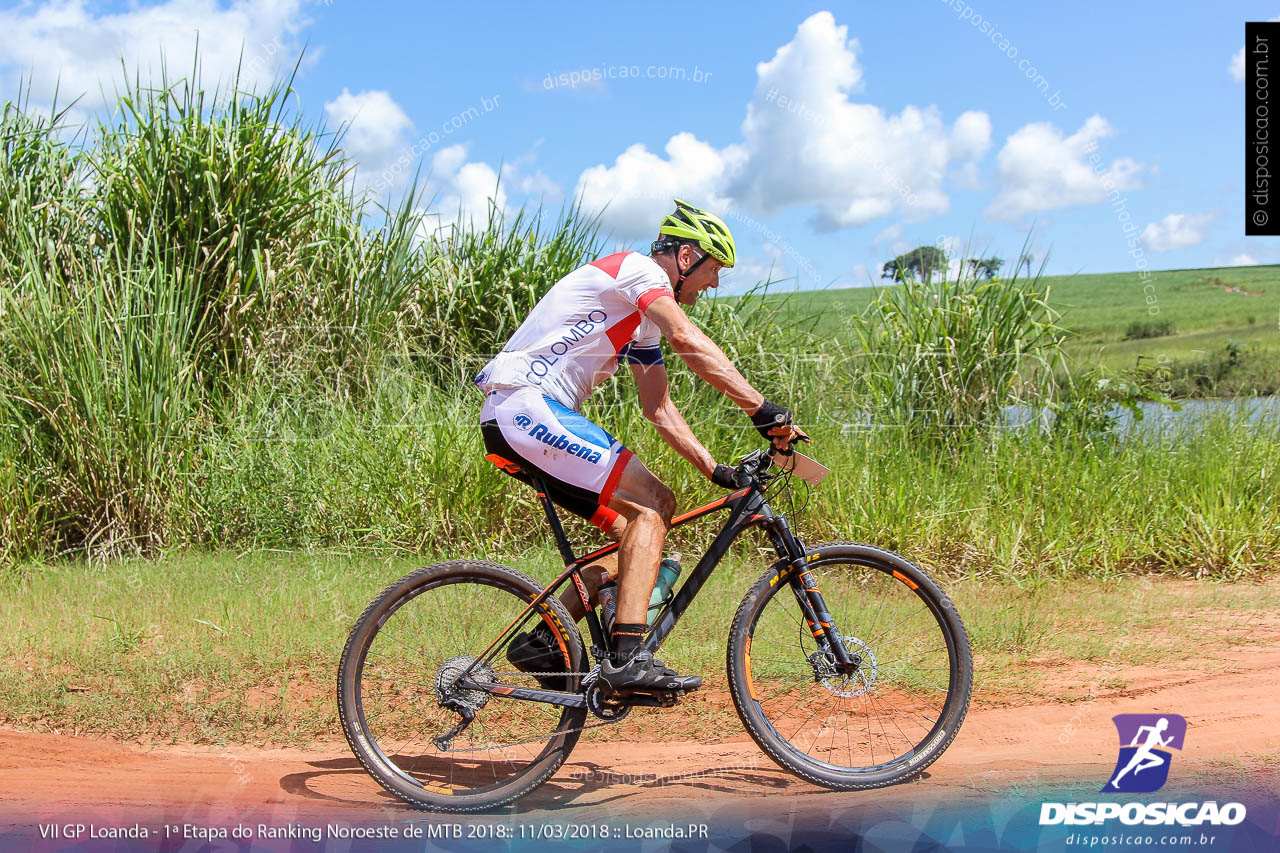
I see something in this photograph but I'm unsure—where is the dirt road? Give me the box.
[2,647,1277,832]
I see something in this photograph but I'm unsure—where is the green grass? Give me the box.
[3,550,1276,744]
[773,265,1280,394]
[0,72,603,562]
[3,60,1278,572]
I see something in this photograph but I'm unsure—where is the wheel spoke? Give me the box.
[339,564,588,808]
[734,551,971,783]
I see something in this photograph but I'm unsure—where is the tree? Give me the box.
[882,245,947,282]
[1016,251,1033,277]
[967,256,1004,280]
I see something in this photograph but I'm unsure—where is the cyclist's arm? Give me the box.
[630,361,718,479]
[642,294,765,414]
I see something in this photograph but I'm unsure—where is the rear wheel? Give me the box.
[338,561,587,812]
[727,542,972,789]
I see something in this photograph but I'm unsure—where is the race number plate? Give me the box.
[773,450,829,485]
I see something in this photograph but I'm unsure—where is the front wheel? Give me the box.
[727,542,972,790]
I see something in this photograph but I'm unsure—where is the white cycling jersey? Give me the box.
[473,251,674,409]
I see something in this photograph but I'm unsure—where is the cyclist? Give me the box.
[475,199,805,696]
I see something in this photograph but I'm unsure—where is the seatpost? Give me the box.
[529,476,578,565]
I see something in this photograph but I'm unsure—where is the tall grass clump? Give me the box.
[848,259,1065,443]
[0,64,609,563]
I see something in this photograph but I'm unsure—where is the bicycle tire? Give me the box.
[337,560,588,812]
[726,542,972,790]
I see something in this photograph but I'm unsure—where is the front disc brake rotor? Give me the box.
[809,638,878,698]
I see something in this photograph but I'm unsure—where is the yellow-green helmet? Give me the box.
[658,199,736,268]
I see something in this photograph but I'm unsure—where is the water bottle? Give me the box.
[597,574,618,635]
[646,554,682,626]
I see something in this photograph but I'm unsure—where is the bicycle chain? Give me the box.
[436,718,618,753]
[437,670,617,754]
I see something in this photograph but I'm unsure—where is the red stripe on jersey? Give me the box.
[589,251,634,279]
[599,448,634,507]
[605,311,641,354]
[636,287,673,314]
[589,505,619,531]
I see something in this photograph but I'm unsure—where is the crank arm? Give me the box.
[604,690,683,708]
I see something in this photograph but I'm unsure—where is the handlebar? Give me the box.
[733,436,809,487]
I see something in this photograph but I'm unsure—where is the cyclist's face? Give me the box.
[677,247,723,306]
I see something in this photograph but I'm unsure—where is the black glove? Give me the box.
[749,399,792,440]
[710,463,737,489]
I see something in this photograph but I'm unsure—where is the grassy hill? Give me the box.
[759,264,1280,396]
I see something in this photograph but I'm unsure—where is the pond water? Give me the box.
[1005,396,1280,433]
[832,397,1280,434]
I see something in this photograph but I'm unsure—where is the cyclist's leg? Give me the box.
[600,454,675,626]
[559,512,625,621]
[596,457,700,693]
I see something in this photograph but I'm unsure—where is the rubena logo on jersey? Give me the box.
[528,423,603,463]
[1039,713,1247,828]
[513,413,533,431]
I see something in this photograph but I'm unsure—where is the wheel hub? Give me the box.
[809,638,877,697]
[434,654,496,713]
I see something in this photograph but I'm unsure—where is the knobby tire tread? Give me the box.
[726,542,972,791]
[337,560,587,812]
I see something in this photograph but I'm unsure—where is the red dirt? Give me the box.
[2,646,1277,828]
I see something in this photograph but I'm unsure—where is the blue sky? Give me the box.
[1,1,1275,291]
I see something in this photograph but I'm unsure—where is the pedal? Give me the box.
[615,689,684,708]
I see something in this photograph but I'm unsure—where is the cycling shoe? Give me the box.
[598,651,702,696]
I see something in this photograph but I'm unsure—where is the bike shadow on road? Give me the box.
[274,755,850,814]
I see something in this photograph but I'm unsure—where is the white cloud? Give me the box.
[872,223,903,246]
[574,133,743,239]
[950,111,992,161]
[574,11,992,238]
[325,88,415,190]
[1139,212,1217,252]
[1227,253,1258,266]
[324,91,557,224]
[414,145,555,233]
[1230,20,1280,83]
[0,0,310,111]
[733,12,990,229]
[500,150,561,201]
[416,144,507,228]
[986,115,1144,220]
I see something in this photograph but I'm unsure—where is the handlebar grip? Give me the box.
[768,433,810,457]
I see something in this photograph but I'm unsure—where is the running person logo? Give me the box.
[1103,714,1187,793]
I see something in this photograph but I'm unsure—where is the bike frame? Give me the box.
[458,470,862,710]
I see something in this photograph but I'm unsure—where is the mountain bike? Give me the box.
[337,444,972,812]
